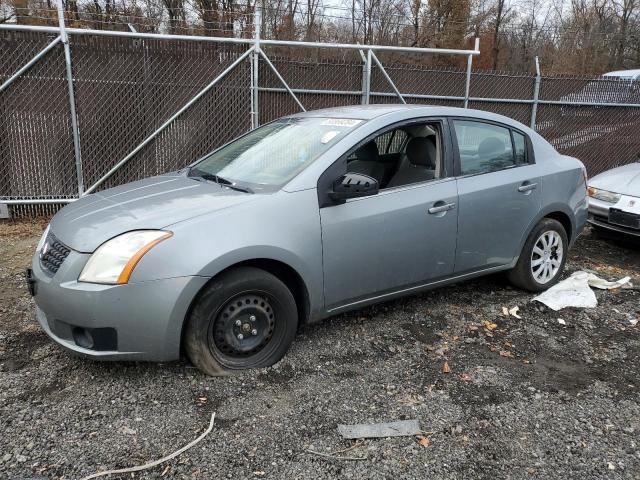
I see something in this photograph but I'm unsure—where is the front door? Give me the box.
[320,180,459,310]
[319,118,459,311]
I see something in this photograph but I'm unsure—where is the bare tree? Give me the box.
[490,0,509,69]
[162,0,185,33]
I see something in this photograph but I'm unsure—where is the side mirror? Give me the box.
[329,172,379,201]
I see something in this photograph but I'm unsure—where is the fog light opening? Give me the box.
[72,327,94,349]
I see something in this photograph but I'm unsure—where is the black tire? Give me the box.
[184,266,298,376]
[507,218,568,292]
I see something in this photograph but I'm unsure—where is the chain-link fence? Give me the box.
[2,21,640,216]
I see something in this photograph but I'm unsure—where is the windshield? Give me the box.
[189,117,362,191]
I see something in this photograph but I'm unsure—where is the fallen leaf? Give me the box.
[499,350,514,358]
[460,373,472,382]
[442,361,451,374]
[483,320,497,331]
[468,325,479,332]
[508,306,522,319]
[417,436,431,447]
[502,307,509,316]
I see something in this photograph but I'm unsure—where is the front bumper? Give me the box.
[30,247,209,361]
[587,197,640,237]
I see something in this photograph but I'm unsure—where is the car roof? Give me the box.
[289,104,530,130]
[602,69,640,80]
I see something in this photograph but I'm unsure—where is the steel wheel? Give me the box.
[184,266,298,375]
[531,230,564,284]
[209,293,276,359]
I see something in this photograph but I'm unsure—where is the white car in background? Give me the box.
[561,69,640,108]
[588,162,640,237]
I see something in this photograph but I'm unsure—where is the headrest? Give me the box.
[406,136,436,168]
[355,141,379,163]
[478,137,505,158]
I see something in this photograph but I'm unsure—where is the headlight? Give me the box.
[587,186,621,204]
[36,225,50,253]
[79,230,172,285]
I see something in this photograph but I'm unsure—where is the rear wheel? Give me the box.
[184,267,298,376]
[507,218,568,292]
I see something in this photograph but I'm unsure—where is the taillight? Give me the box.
[581,165,588,189]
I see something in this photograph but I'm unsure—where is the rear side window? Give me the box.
[453,120,517,175]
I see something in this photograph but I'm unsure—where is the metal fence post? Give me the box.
[464,38,479,109]
[251,6,261,129]
[530,57,541,130]
[363,49,372,105]
[56,0,84,196]
[0,36,61,94]
[370,51,405,104]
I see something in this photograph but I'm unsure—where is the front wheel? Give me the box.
[184,266,298,376]
[507,218,568,292]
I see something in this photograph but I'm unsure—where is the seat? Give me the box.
[347,141,385,183]
[387,136,437,188]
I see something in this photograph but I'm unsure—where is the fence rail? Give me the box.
[2,8,640,214]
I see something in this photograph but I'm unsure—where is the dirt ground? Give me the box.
[0,219,639,480]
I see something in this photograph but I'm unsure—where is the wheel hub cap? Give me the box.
[531,230,563,285]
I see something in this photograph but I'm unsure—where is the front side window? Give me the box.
[190,117,362,190]
[346,122,443,189]
[374,129,408,154]
[453,120,518,175]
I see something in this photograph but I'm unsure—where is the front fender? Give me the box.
[127,189,324,317]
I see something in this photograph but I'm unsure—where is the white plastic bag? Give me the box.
[532,271,632,311]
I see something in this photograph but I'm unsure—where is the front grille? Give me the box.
[40,233,71,275]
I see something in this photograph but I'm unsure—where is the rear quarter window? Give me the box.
[513,131,528,165]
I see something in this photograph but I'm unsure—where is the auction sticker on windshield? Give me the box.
[320,119,363,127]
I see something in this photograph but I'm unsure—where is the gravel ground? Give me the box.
[1,219,639,480]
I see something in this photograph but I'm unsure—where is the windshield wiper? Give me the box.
[197,172,254,194]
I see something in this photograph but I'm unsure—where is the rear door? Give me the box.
[450,118,541,273]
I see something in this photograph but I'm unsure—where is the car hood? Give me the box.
[589,162,640,197]
[51,173,258,252]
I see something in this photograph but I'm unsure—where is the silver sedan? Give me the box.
[587,162,640,237]
[28,105,588,375]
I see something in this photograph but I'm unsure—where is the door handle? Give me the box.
[518,182,538,193]
[428,202,456,214]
